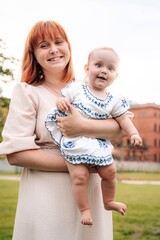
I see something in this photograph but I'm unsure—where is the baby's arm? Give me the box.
[115,114,142,146]
[56,97,71,112]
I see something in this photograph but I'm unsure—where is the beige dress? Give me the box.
[0,83,113,240]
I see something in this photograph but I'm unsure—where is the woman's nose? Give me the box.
[50,45,59,54]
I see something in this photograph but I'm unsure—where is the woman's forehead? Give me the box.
[33,30,64,46]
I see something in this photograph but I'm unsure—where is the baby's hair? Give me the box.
[87,46,120,63]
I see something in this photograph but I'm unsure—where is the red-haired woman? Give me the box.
[0,20,130,240]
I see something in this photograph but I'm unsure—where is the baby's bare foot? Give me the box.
[104,201,127,215]
[81,209,93,226]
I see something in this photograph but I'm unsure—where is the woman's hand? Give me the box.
[56,105,85,137]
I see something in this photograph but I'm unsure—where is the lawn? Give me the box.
[0,180,19,240]
[0,172,160,240]
[113,182,160,240]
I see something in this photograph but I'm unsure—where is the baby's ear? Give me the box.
[84,64,89,74]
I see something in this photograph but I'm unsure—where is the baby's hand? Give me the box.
[56,97,71,112]
[130,134,143,147]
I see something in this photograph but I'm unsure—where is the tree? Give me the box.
[0,97,10,142]
[0,38,19,141]
[0,38,19,79]
[0,38,19,97]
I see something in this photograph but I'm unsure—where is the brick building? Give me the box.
[112,103,160,162]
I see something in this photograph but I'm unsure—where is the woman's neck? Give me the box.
[43,80,67,97]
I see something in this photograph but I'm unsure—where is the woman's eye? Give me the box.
[40,43,48,48]
[55,40,63,45]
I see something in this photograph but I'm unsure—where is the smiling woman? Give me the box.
[0,20,124,240]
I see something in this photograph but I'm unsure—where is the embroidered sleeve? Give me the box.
[111,94,129,118]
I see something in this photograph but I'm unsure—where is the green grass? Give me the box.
[0,173,160,240]
[0,180,19,240]
[0,171,21,176]
[113,182,160,240]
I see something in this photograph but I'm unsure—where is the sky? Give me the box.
[0,0,160,104]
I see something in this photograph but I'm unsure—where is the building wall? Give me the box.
[112,103,160,162]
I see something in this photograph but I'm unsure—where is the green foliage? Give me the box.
[0,38,18,142]
[0,97,10,142]
[0,38,19,81]
[0,38,19,101]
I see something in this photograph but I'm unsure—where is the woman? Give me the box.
[0,20,130,240]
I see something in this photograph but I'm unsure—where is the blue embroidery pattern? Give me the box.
[45,110,67,123]
[72,102,109,119]
[61,150,113,166]
[97,139,108,148]
[62,141,75,149]
[82,84,113,108]
[121,98,129,108]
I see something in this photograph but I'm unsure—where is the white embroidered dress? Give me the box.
[45,82,129,166]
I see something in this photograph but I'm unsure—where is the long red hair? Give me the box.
[21,20,75,85]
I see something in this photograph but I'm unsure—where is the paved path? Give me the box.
[121,180,160,185]
[0,175,160,185]
[0,175,20,181]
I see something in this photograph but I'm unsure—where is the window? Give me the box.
[139,112,146,117]
[153,154,157,162]
[154,124,157,132]
[154,138,157,147]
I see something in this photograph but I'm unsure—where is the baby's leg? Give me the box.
[66,161,93,225]
[97,163,127,215]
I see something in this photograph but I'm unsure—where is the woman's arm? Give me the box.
[7,149,68,172]
[56,105,134,139]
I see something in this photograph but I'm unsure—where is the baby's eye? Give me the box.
[109,66,114,71]
[96,63,102,68]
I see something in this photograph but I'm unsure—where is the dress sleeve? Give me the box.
[0,83,40,154]
[111,94,129,118]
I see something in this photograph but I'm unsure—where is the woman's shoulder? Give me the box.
[13,82,43,96]
[13,82,37,93]
[11,82,40,106]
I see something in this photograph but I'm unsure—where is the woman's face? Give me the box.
[34,37,70,75]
